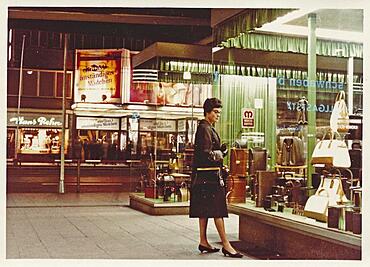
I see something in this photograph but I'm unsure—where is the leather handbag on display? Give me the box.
[248,147,267,175]
[226,175,246,203]
[256,171,277,207]
[311,131,351,168]
[230,148,248,176]
[304,188,329,222]
[304,170,349,222]
[330,91,349,133]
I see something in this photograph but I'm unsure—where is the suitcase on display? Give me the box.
[256,171,277,207]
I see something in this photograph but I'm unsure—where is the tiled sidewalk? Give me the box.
[6,193,251,260]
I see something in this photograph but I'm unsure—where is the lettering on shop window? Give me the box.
[277,77,344,90]
[286,101,333,113]
[9,116,62,126]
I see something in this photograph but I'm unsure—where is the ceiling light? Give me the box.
[257,8,363,43]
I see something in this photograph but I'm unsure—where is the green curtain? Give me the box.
[221,33,363,58]
[157,58,362,83]
[217,75,276,165]
[214,9,294,46]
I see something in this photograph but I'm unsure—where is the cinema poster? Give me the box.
[74,49,131,103]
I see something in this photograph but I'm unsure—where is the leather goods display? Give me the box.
[248,147,267,175]
[311,131,351,168]
[330,90,349,133]
[327,206,341,229]
[304,188,329,222]
[348,114,363,140]
[255,171,277,207]
[230,148,248,176]
[345,208,354,232]
[226,175,246,203]
[278,137,305,166]
[352,212,362,234]
[144,186,157,198]
[304,171,349,222]
[179,182,189,202]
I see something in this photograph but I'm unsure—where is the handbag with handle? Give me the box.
[304,188,330,222]
[304,169,349,222]
[311,131,351,168]
[330,91,349,133]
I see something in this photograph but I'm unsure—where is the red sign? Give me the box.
[242,108,255,128]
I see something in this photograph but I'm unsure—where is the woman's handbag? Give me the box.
[330,91,349,133]
[304,188,330,222]
[311,132,350,168]
[304,170,349,222]
[193,167,224,187]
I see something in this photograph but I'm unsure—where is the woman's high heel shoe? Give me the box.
[198,244,220,253]
[222,247,243,258]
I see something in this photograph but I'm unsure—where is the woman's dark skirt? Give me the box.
[189,170,228,218]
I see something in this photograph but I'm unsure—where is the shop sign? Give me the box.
[242,108,255,128]
[140,119,176,132]
[286,101,333,113]
[74,49,131,103]
[277,77,344,90]
[178,120,186,132]
[76,117,119,130]
[8,113,63,128]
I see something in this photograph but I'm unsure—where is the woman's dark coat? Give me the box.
[189,119,228,218]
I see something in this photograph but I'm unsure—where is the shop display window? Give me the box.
[78,130,120,160]
[17,128,69,154]
[130,81,212,106]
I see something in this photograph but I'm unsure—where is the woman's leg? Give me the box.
[214,217,237,253]
[199,217,211,247]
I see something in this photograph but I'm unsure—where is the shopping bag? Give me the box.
[330,91,349,133]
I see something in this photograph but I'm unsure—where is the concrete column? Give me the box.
[307,13,317,189]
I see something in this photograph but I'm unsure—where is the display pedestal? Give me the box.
[228,200,361,259]
[129,193,189,215]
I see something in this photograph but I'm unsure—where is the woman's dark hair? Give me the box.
[203,98,222,116]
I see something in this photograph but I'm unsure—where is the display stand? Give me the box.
[228,201,361,259]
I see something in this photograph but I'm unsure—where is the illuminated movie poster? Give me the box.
[75,49,131,103]
[130,81,212,106]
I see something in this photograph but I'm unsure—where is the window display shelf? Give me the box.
[129,192,189,215]
[228,200,361,259]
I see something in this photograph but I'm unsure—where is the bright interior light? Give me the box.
[183,71,191,80]
[257,8,363,43]
[212,46,224,53]
[8,45,12,61]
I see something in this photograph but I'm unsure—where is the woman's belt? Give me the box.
[196,167,221,171]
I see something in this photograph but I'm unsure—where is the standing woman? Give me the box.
[189,98,243,258]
